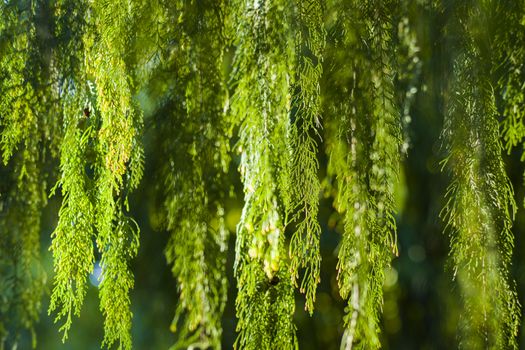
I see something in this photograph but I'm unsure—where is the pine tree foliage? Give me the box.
[323,1,402,348]
[440,2,520,348]
[146,1,232,348]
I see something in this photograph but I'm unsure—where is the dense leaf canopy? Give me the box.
[1,0,525,349]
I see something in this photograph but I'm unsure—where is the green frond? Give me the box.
[48,87,96,341]
[440,3,521,347]
[323,1,402,348]
[235,260,298,350]
[98,213,139,350]
[287,0,325,314]
[0,2,38,164]
[148,1,232,348]
[2,1,525,349]
[88,1,144,348]
[230,0,298,348]
[0,2,56,347]
[0,157,46,349]
[496,1,525,163]
[46,0,99,343]
[0,1,59,164]
[441,53,520,348]
[396,10,422,152]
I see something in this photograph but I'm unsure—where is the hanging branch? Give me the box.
[230,0,298,348]
[48,85,97,341]
[441,53,520,349]
[396,2,422,153]
[47,0,97,342]
[0,1,56,347]
[497,0,525,172]
[146,1,232,348]
[50,2,144,349]
[323,0,402,348]
[440,2,520,348]
[0,0,61,161]
[87,1,144,348]
[0,1,40,164]
[2,1,525,348]
[287,0,325,314]
[0,154,47,349]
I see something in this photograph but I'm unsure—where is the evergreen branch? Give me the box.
[0,2,56,347]
[396,11,422,153]
[495,1,525,165]
[88,1,144,348]
[0,156,46,349]
[441,5,521,344]
[98,210,139,350]
[1,1,524,348]
[150,2,232,348]
[48,93,96,341]
[288,0,325,314]
[235,260,298,350]
[231,0,298,348]
[46,0,101,343]
[0,2,42,164]
[0,2,35,164]
[323,1,402,348]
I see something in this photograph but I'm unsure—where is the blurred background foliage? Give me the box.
[3,1,525,349]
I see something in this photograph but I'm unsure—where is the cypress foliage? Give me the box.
[441,55,520,349]
[49,0,143,348]
[323,1,402,348]
[0,1,41,163]
[0,154,47,348]
[498,1,525,159]
[47,0,93,341]
[48,84,96,341]
[396,4,421,150]
[2,1,525,349]
[230,0,297,348]
[147,1,232,348]
[287,0,325,314]
[0,1,54,346]
[440,1,520,348]
[88,1,143,348]
[0,0,60,159]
